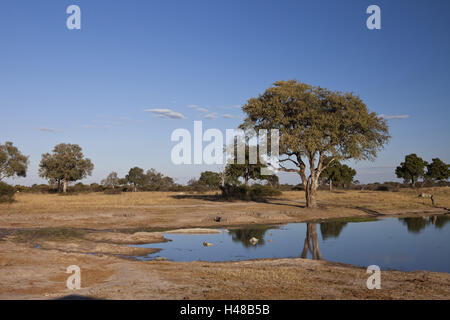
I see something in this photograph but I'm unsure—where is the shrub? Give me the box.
[0,182,16,203]
[248,184,282,202]
[221,184,249,200]
[30,184,54,194]
[104,188,122,195]
[220,184,281,201]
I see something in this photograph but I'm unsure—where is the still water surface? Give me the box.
[134,215,450,272]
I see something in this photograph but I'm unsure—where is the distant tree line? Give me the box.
[1,142,449,203]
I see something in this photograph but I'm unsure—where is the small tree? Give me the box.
[241,80,390,207]
[425,158,449,182]
[0,142,29,181]
[39,143,94,193]
[321,160,356,190]
[198,171,222,190]
[101,172,120,189]
[225,143,265,187]
[125,167,146,192]
[265,174,279,188]
[145,169,176,191]
[395,154,427,186]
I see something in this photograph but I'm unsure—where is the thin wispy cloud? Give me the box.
[204,112,219,120]
[221,113,241,119]
[144,108,186,119]
[379,114,409,120]
[37,127,59,133]
[187,105,209,113]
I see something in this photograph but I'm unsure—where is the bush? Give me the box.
[220,184,282,202]
[0,182,16,203]
[104,188,122,195]
[248,184,282,202]
[220,184,249,200]
[30,184,54,194]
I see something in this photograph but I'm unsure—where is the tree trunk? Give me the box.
[305,177,318,208]
[62,179,68,193]
[329,179,333,192]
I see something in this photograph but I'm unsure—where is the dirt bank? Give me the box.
[0,240,449,300]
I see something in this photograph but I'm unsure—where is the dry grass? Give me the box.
[282,187,450,210]
[0,187,448,215]
[0,191,209,214]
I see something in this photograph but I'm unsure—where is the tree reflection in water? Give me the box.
[399,215,450,233]
[320,221,348,240]
[301,223,323,260]
[227,226,274,247]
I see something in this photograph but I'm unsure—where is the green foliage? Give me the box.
[395,154,427,185]
[425,158,449,182]
[198,171,221,189]
[225,141,270,186]
[241,80,390,207]
[125,167,177,191]
[0,181,16,203]
[125,167,146,191]
[0,142,29,181]
[101,172,120,188]
[220,183,281,202]
[248,184,282,202]
[321,159,357,189]
[89,183,103,192]
[220,184,248,200]
[265,174,279,187]
[144,168,176,191]
[39,143,94,192]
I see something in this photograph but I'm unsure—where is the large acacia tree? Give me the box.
[241,80,390,208]
[39,143,94,193]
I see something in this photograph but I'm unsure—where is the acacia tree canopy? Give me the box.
[101,171,120,189]
[0,141,29,181]
[395,153,427,186]
[425,158,449,182]
[125,167,146,191]
[39,143,94,193]
[241,80,390,207]
[321,159,357,190]
[198,171,222,189]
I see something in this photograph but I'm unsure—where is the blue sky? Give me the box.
[1,0,449,185]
